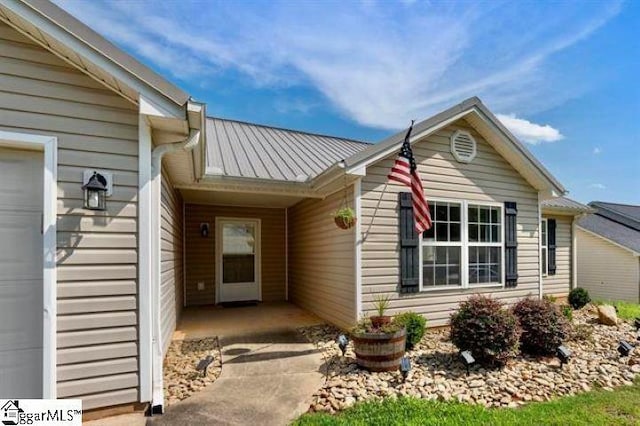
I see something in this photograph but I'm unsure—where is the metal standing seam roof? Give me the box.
[577,202,640,254]
[205,117,371,182]
[541,197,593,213]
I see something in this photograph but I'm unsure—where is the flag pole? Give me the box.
[363,119,417,242]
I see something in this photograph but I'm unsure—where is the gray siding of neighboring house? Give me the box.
[288,188,356,329]
[184,204,286,305]
[360,119,541,327]
[160,168,183,355]
[0,22,140,409]
[577,228,639,303]
[542,215,572,298]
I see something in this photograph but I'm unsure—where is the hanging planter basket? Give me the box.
[334,207,357,230]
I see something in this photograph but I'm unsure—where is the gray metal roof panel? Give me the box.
[578,214,640,254]
[541,197,592,212]
[205,117,371,181]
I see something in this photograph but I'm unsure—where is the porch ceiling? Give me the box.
[180,188,306,208]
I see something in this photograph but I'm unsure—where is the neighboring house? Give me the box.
[576,202,640,303]
[0,0,591,417]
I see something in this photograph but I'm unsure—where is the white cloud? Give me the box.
[54,0,622,129]
[593,147,602,154]
[496,114,563,144]
[589,183,606,189]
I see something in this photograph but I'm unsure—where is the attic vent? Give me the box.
[450,130,477,163]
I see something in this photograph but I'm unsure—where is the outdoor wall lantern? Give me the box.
[400,356,411,381]
[556,345,571,368]
[337,334,349,356]
[82,172,108,211]
[200,223,210,237]
[618,340,634,357]
[459,350,475,376]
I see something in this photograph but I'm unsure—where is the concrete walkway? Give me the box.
[149,329,324,426]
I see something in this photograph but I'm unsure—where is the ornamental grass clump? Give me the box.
[450,295,520,366]
[512,298,569,356]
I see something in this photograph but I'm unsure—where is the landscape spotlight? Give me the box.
[337,334,349,356]
[634,317,640,331]
[556,345,571,368]
[460,350,475,376]
[400,356,411,381]
[618,340,634,357]
[196,355,214,377]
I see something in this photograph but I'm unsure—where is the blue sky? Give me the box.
[57,0,639,204]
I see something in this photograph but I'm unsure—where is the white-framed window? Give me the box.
[420,199,504,290]
[540,218,548,276]
[422,201,462,288]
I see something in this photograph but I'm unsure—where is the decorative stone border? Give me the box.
[300,308,640,413]
[163,337,222,406]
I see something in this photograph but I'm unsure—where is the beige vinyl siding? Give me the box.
[0,23,139,409]
[288,188,356,329]
[576,228,639,303]
[542,215,572,298]
[361,119,540,327]
[160,168,183,355]
[185,204,286,305]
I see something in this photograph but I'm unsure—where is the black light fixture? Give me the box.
[400,356,411,381]
[82,172,107,211]
[460,350,475,376]
[200,223,210,238]
[634,317,640,331]
[618,340,634,357]
[196,355,214,377]
[337,334,349,356]
[556,345,571,368]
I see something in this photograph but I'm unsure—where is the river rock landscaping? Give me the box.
[299,305,640,414]
[163,337,222,406]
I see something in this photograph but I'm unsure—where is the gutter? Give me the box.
[149,129,200,413]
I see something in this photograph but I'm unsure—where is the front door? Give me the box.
[216,218,261,303]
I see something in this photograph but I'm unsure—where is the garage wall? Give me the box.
[288,188,356,329]
[542,215,573,298]
[577,228,639,303]
[360,119,541,327]
[184,204,286,305]
[0,23,140,409]
[160,168,183,355]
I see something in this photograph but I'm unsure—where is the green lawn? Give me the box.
[294,379,640,426]
[594,300,640,321]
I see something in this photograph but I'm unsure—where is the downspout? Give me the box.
[149,129,200,413]
[571,213,587,291]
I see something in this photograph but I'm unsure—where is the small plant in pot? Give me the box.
[370,294,392,328]
[333,206,357,230]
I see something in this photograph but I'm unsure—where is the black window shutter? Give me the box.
[399,192,420,293]
[504,202,518,287]
[548,218,557,275]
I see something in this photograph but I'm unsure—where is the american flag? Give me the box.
[388,120,433,233]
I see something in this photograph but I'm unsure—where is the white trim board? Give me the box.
[354,178,362,321]
[0,130,57,399]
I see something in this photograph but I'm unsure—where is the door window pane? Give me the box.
[222,223,255,284]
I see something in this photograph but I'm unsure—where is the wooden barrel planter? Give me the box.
[351,328,406,372]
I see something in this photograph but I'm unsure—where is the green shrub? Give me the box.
[543,294,557,303]
[450,295,520,366]
[512,298,569,355]
[568,288,591,310]
[561,305,573,321]
[395,311,427,350]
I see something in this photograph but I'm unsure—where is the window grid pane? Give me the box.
[422,201,462,288]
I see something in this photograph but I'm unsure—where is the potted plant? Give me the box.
[351,317,406,372]
[370,294,392,328]
[333,206,357,230]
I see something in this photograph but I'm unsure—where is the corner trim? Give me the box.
[354,178,363,321]
[0,130,57,398]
